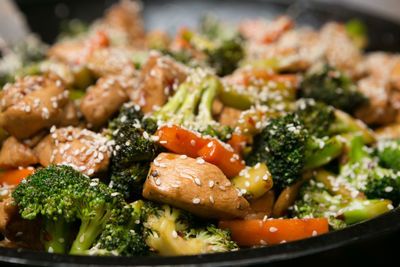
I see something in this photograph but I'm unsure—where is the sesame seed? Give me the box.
[194,178,201,185]
[385,186,393,192]
[197,158,205,164]
[48,247,54,253]
[111,192,119,197]
[172,230,178,238]
[269,227,278,232]
[192,198,200,204]
[155,178,161,186]
[245,181,250,187]
[209,196,214,203]
[180,155,187,159]
[209,181,214,188]
[312,230,318,236]
[160,140,167,144]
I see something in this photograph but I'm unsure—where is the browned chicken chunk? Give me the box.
[85,47,137,78]
[35,127,112,177]
[136,53,188,113]
[218,106,242,128]
[0,198,42,250]
[0,72,79,139]
[80,76,129,128]
[143,153,250,219]
[0,137,38,169]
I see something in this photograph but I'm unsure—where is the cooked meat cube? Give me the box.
[47,42,86,65]
[0,137,38,169]
[136,54,188,113]
[355,74,396,125]
[0,198,42,250]
[80,76,129,128]
[218,106,242,128]
[320,23,363,77]
[100,0,146,49]
[35,127,111,176]
[143,153,250,219]
[0,72,79,139]
[85,47,137,78]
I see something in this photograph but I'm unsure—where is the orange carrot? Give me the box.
[155,125,208,158]
[227,133,248,154]
[197,139,245,178]
[0,168,35,186]
[219,218,329,246]
[89,30,109,49]
[155,125,246,178]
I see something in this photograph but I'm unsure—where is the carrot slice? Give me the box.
[219,218,329,246]
[155,125,208,158]
[155,125,245,178]
[0,168,35,186]
[227,133,248,154]
[197,139,245,178]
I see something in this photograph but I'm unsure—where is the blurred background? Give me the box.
[1,0,400,46]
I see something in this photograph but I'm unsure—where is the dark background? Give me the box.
[8,0,400,266]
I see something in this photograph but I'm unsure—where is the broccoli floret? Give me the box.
[292,178,392,229]
[153,69,232,141]
[110,162,149,201]
[140,201,238,255]
[108,104,161,201]
[12,165,131,255]
[294,98,375,144]
[375,139,400,172]
[299,65,368,113]
[341,135,400,205]
[84,202,148,256]
[246,113,344,190]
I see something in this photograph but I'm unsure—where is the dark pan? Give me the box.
[3,0,400,266]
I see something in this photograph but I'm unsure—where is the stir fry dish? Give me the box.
[0,0,400,257]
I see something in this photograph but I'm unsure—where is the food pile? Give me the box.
[0,0,399,256]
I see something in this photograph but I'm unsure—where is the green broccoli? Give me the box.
[246,113,344,190]
[140,201,238,256]
[292,178,392,230]
[340,135,400,205]
[153,69,233,141]
[108,104,161,201]
[83,202,148,256]
[12,165,131,255]
[375,139,400,172]
[294,98,375,143]
[299,65,368,114]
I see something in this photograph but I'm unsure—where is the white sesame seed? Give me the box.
[192,198,200,204]
[312,230,318,236]
[269,227,278,232]
[48,247,54,253]
[172,230,178,238]
[180,155,188,159]
[209,196,214,203]
[385,186,393,192]
[209,181,214,188]
[194,178,201,185]
[245,181,250,187]
[197,158,205,164]
[155,178,161,186]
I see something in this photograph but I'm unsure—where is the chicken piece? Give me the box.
[355,76,396,125]
[0,198,42,250]
[320,23,363,78]
[0,72,79,139]
[375,124,400,140]
[80,76,129,128]
[86,47,137,78]
[0,137,38,169]
[47,42,86,65]
[218,106,242,128]
[239,16,293,44]
[143,153,250,219]
[362,52,399,79]
[244,190,275,220]
[35,127,111,177]
[100,0,146,49]
[136,53,188,113]
[390,59,400,91]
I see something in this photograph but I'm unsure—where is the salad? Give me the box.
[0,0,399,257]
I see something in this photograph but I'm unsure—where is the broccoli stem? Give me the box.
[341,199,392,224]
[303,135,344,171]
[41,217,71,254]
[153,83,189,121]
[197,77,220,124]
[347,134,370,164]
[69,209,111,255]
[180,84,204,123]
